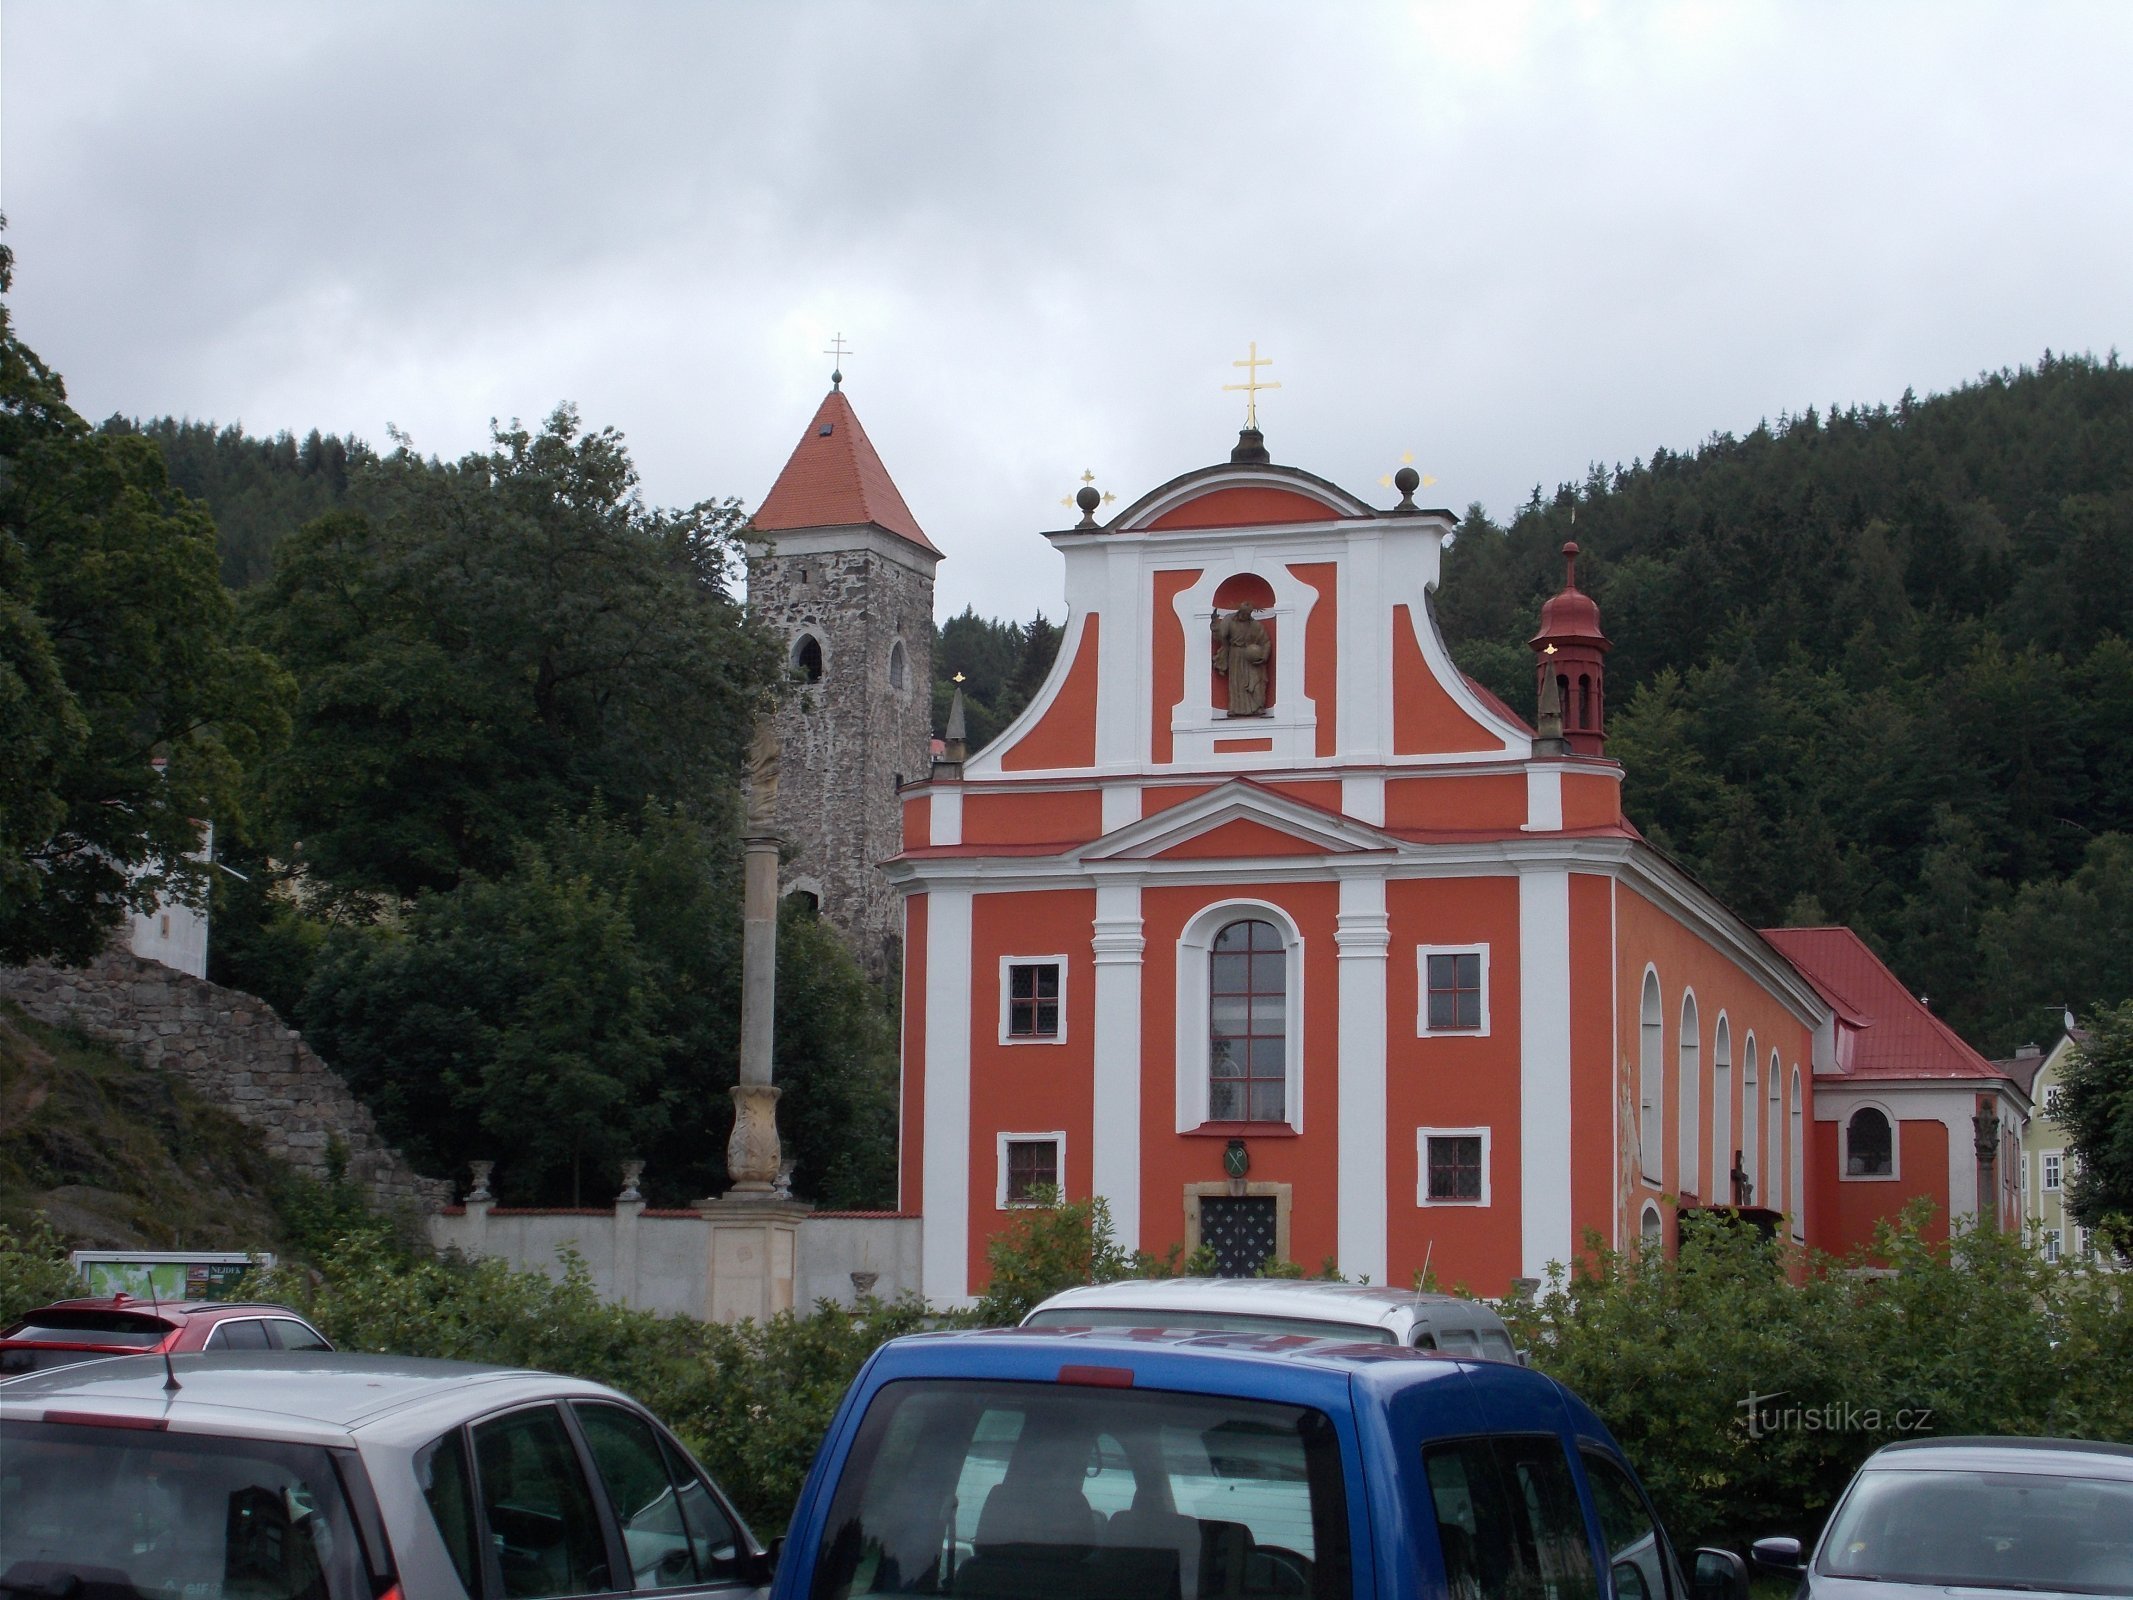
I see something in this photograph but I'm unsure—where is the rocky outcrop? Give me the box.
[0,950,450,1212]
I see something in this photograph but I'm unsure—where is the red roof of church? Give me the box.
[754,389,939,555]
[1761,926,2002,1081]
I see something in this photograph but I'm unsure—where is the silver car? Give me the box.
[0,1352,770,1600]
[1754,1437,2133,1598]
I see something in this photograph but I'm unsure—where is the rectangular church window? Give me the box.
[1004,1138,1059,1205]
[1005,962,1062,1039]
[1423,1133,1486,1204]
[1425,951,1484,1031]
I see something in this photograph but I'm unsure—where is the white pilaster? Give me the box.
[1523,768,1563,832]
[921,887,974,1305]
[1335,873,1391,1285]
[1341,775,1385,826]
[1518,867,1574,1281]
[1101,782,1142,833]
[928,787,963,847]
[1090,880,1146,1249]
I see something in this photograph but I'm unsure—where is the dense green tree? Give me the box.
[1,227,290,963]
[247,408,777,901]
[1439,354,2133,1052]
[2058,1002,2133,1259]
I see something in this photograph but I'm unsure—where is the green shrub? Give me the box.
[1504,1204,2133,1555]
[974,1190,1193,1324]
[0,1217,80,1324]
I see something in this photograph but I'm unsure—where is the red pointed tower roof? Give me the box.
[753,388,940,556]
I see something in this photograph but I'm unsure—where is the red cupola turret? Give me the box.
[1529,541,1610,757]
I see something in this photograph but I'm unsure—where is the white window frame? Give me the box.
[1839,1100,1902,1182]
[998,954,1069,1046]
[1638,967,1664,1184]
[2044,1228,2062,1263]
[1712,1013,1733,1196]
[2042,1151,2063,1193]
[1416,945,1491,1037]
[1678,990,1702,1197]
[2043,1084,2065,1120]
[1175,900,1305,1133]
[1417,1126,1492,1208]
[996,1130,1066,1209]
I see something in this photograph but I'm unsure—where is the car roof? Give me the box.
[1867,1436,2133,1477]
[1029,1279,1497,1319]
[877,1325,1526,1389]
[9,1298,304,1324]
[0,1353,624,1446]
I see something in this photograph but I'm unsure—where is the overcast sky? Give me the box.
[6,2,2129,621]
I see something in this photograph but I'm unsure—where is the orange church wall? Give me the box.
[901,796,930,853]
[961,788,1103,846]
[1383,775,1528,832]
[1259,780,1341,815]
[1383,876,1523,1294]
[1135,881,1343,1269]
[1391,605,1512,755]
[1148,486,1342,530]
[1144,784,1217,817]
[1151,572,1200,765]
[964,887,1099,1291]
[1811,1118,1951,1260]
[1561,773,1625,829]
[1614,887,1817,1240]
[899,894,928,1215]
[1001,614,1100,771]
[1152,818,1335,860]
[1287,562,1339,756]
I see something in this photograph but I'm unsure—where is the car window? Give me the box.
[574,1400,746,1590]
[1436,1328,1481,1355]
[268,1318,332,1351]
[1479,1331,1518,1364]
[810,1377,1351,1600]
[472,1404,612,1597]
[1818,1465,2133,1591]
[0,1416,367,1600]
[4,1312,171,1345]
[419,1429,483,1596]
[1412,1329,1438,1350]
[1424,1435,1598,1600]
[657,1433,744,1581]
[1582,1449,1671,1600]
[206,1317,272,1351]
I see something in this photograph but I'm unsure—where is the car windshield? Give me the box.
[1022,1307,1396,1344]
[810,1378,1352,1600]
[3,1312,173,1346]
[0,1418,369,1600]
[1819,1465,2133,1594]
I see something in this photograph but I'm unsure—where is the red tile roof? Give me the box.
[1462,673,1536,736]
[1761,926,2002,1082]
[754,389,939,555]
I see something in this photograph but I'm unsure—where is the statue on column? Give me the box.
[744,718,780,836]
[1212,604,1272,716]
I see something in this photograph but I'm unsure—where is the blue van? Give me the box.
[772,1326,1743,1600]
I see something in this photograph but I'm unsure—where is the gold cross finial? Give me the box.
[953,671,966,684]
[824,332,853,388]
[1059,469,1118,512]
[1223,341,1280,429]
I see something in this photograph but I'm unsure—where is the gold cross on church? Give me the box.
[1223,341,1280,429]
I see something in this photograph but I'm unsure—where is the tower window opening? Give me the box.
[889,639,907,690]
[793,633,824,683]
[1577,675,1592,729]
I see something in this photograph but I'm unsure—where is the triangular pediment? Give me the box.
[1111,465,1377,534]
[1081,781,1397,862]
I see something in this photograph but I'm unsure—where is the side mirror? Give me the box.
[748,1538,784,1587]
[1691,1548,1749,1600]
[1750,1535,1805,1573]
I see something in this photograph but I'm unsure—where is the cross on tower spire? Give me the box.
[1223,341,1280,430]
[824,332,853,389]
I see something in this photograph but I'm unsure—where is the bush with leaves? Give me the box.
[0,1217,80,1325]
[1504,1205,2133,1555]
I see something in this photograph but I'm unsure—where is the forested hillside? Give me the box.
[1437,353,2133,1053]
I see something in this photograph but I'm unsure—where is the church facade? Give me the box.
[889,426,1835,1305]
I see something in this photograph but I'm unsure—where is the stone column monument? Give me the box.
[699,719,811,1322]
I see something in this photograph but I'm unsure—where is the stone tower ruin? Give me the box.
[748,381,940,978]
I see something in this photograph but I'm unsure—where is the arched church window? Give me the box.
[1712,1015,1733,1202]
[1640,1203,1664,1251]
[1210,919,1286,1123]
[1578,675,1592,729]
[1639,972,1663,1182]
[889,640,907,691]
[1743,1034,1760,1200]
[792,633,824,684]
[1846,1107,1893,1176]
[1679,992,1701,1196]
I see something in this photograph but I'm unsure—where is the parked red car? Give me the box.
[0,1294,332,1376]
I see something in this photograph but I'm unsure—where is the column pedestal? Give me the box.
[699,1196,811,1324]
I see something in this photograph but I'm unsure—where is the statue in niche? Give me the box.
[1211,604,1272,716]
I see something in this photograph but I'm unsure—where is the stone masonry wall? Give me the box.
[754,535,936,978]
[0,949,451,1213]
